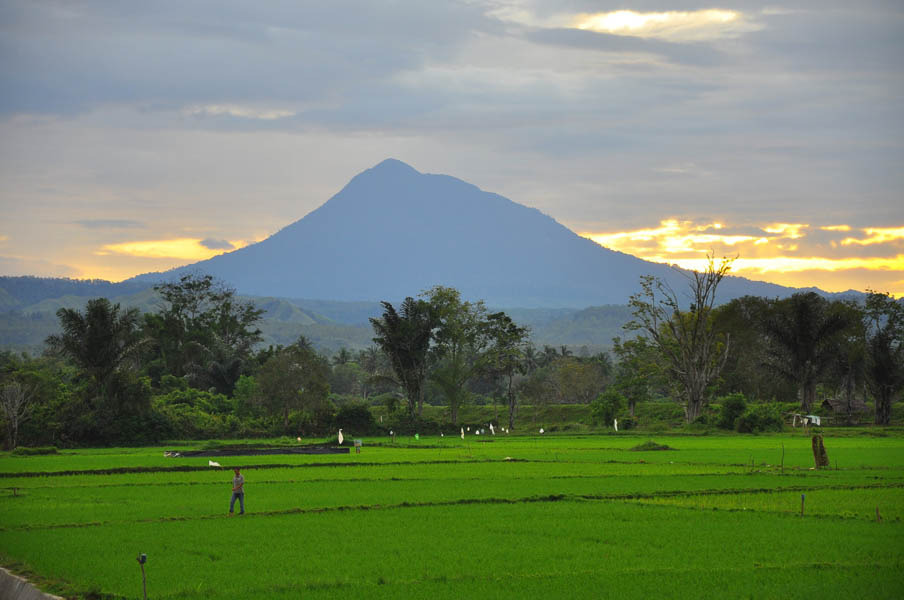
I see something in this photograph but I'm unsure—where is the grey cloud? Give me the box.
[0,0,498,117]
[199,238,235,250]
[525,27,729,66]
[74,219,146,229]
[0,255,79,278]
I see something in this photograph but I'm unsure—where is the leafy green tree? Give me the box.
[144,274,263,395]
[0,381,32,449]
[626,256,733,423]
[484,311,529,430]
[422,286,491,425]
[760,292,856,412]
[863,291,904,424]
[256,341,330,431]
[370,297,436,419]
[712,295,789,402]
[553,358,607,404]
[517,367,557,423]
[612,335,667,417]
[590,388,624,427]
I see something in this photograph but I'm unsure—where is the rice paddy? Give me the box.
[1,432,902,599]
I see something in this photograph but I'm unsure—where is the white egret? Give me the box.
[461,427,465,440]
[440,432,444,437]
[489,424,495,435]
[338,429,344,445]
[614,418,618,432]
[208,460,221,467]
[539,428,544,434]
[476,430,480,435]
[297,436,301,442]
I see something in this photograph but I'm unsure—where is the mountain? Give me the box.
[130,159,805,307]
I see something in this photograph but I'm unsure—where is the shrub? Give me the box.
[11,446,58,456]
[717,393,747,430]
[630,440,674,451]
[617,416,636,430]
[590,389,624,427]
[735,403,784,433]
[335,403,379,435]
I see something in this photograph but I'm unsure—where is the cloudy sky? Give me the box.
[1,1,902,295]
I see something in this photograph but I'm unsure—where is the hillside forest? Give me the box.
[1,266,902,449]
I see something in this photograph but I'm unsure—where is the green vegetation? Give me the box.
[1,433,902,599]
[1,271,903,451]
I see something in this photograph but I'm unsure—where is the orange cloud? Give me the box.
[580,219,904,295]
[841,227,904,246]
[98,238,249,260]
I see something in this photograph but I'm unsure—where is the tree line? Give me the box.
[1,268,902,449]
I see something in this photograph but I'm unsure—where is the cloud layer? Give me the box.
[0,1,901,294]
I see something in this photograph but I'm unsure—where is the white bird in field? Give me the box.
[208,460,221,467]
[539,428,544,434]
[441,432,444,437]
[476,430,480,435]
[461,428,465,440]
[297,436,301,442]
[614,418,618,432]
[466,426,470,431]
[338,429,344,445]
[489,424,495,435]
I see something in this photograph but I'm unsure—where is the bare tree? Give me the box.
[1,381,33,450]
[626,255,733,423]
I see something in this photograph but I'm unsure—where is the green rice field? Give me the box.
[1,432,903,599]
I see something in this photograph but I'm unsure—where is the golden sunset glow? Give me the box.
[98,238,249,261]
[841,227,904,246]
[572,9,759,41]
[581,219,904,296]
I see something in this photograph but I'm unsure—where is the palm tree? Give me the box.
[46,298,144,401]
[370,298,436,418]
[863,292,904,425]
[761,292,855,412]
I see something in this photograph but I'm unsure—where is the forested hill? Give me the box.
[128,159,805,307]
[0,276,153,311]
[0,275,631,355]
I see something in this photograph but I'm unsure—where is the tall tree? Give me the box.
[485,311,529,430]
[46,298,144,405]
[761,292,855,413]
[145,274,263,394]
[625,256,733,423]
[612,336,667,417]
[423,286,492,426]
[0,381,32,450]
[370,297,436,419]
[863,291,904,425]
[256,341,330,431]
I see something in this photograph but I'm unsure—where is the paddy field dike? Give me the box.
[1,432,903,599]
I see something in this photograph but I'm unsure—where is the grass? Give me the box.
[1,432,903,599]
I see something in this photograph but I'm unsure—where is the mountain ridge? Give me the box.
[127,159,811,307]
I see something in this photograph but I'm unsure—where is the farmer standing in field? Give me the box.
[229,467,245,515]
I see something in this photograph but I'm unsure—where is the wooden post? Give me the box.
[780,443,785,475]
[811,434,829,469]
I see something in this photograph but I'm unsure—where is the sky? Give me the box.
[1,1,902,295]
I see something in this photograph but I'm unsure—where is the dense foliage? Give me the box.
[0,271,901,449]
